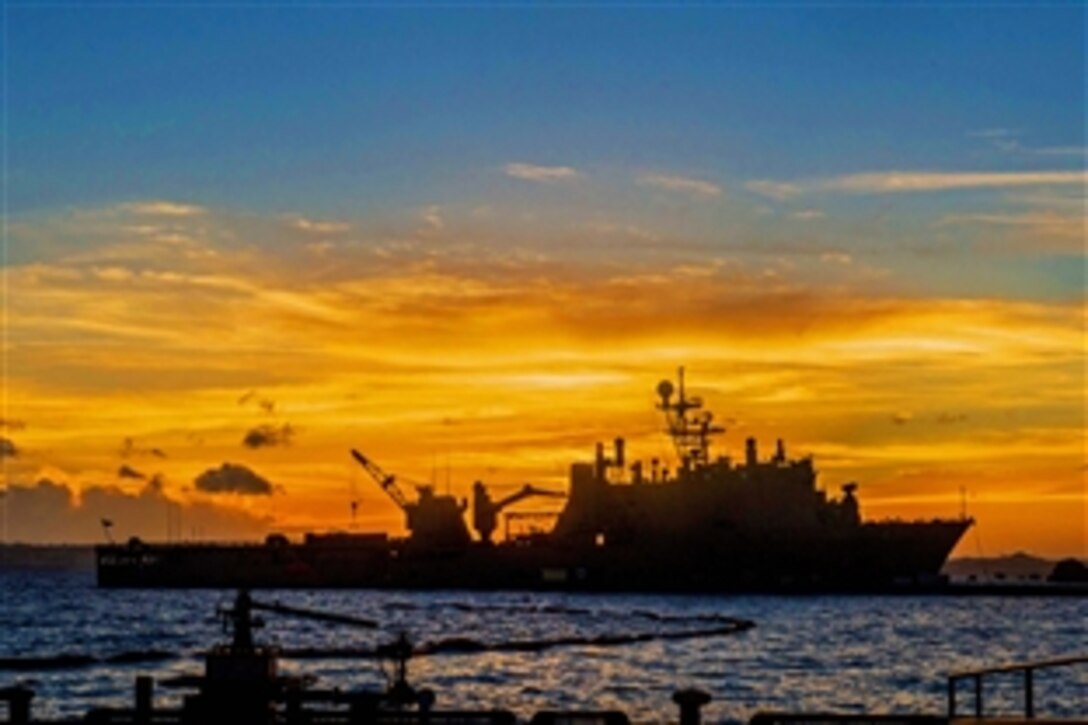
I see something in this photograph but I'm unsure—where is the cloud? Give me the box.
[504,162,579,183]
[820,252,853,265]
[745,180,801,201]
[290,217,350,234]
[747,170,1087,197]
[0,437,18,459]
[0,478,269,544]
[937,211,1086,253]
[1030,146,1086,158]
[242,424,295,449]
[117,464,147,480]
[194,463,274,495]
[891,412,913,426]
[791,209,826,220]
[120,437,167,459]
[936,412,968,424]
[238,390,276,413]
[969,130,1085,158]
[584,221,662,243]
[637,173,722,198]
[0,419,27,431]
[968,128,1019,139]
[120,201,206,217]
[421,205,445,232]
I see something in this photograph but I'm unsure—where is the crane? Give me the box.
[472,482,565,544]
[350,449,471,548]
[351,449,408,510]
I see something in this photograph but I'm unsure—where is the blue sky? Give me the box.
[8,5,1084,215]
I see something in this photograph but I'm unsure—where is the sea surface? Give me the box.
[1,570,1085,723]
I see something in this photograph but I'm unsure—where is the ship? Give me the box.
[96,369,973,592]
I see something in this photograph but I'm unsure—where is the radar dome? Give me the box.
[657,380,675,401]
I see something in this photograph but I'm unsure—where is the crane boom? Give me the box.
[494,484,565,509]
[351,449,409,510]
[472,482,565,544]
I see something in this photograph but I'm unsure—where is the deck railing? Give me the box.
[947,654,1088,719]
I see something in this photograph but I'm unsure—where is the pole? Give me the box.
[974,674,983,717]
[1025,668,1034,719]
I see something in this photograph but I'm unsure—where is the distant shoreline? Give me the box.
[0,544,96,571]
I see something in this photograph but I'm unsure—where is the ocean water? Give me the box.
[1,570,1085,723]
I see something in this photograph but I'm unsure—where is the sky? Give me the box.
[2,3,1085,557]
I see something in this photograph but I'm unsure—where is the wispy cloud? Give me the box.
[120,200,207,217]
[968,128,1019,139]
[290,216,350,234]
[1031,146,1086,158]
[421,205,445,232]
[637,173,722,198]
[820,252,852,265]
[504,162,579,183]
[748,170,1087,198]
[584,221,662,243]
[791,209,826,220]
[938,211,1086,251]
[969,129,1086,158]
[745,180,801,201]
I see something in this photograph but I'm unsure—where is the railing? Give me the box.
[947,654,1088,719]
[749,716,943,724]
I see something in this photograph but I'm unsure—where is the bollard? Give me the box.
[3,686,33,725]
[135,675,153,725]
[672,688,711,725]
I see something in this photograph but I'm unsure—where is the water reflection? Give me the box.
[0,571,1084,722]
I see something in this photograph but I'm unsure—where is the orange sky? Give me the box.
[2,201,1084,558]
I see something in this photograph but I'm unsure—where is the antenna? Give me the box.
[657,367,724,470]
[445,451,451,496]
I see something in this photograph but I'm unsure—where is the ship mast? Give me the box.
[656,367,723,470]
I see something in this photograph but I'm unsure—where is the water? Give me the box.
[1,570,1085,722]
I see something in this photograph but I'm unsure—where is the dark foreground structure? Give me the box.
[1,591,1084,724]
[98,370,972,592]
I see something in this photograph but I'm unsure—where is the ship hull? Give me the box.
[97,519,971,592]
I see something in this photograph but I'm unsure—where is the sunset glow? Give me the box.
[3,5,1084,558]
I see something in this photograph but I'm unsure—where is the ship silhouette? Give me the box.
[97,370,972,592]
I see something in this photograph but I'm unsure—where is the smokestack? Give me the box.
[746,437,758,467]
[595,442,605,480]
[614,438,625,468]
[775,438,786,464]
